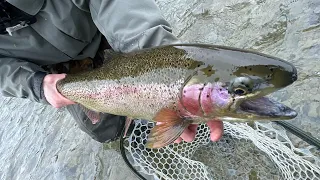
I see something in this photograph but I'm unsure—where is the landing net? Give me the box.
[121,120,320,180]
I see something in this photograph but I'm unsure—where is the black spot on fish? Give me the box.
[249,68,252,71]
[183,90,186,93]
[270,68,274,72]
[207,95,210,98]
[244,67,247,69]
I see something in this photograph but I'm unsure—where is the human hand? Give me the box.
[174,120,223,144]
[43,74,76,108]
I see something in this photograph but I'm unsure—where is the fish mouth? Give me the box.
[238,97,297,119]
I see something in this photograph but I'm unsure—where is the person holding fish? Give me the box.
[0,0,225,146]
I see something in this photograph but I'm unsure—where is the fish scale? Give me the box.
[60,67,188,119]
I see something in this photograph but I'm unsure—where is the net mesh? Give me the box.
[123,120,320,180]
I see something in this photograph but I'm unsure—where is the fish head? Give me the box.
[205,65,297,121]
[179,45,298,122]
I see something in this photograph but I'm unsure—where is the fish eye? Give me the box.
[229,77,254,95]
[233,88,247,95]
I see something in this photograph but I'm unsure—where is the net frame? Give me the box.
[120,119,320,180]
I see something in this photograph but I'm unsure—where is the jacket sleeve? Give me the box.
[0,55,49,104]
[87,0,181,53]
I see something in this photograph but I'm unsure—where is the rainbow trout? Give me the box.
[57,44,298,148]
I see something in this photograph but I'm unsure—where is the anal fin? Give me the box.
[145,108,191,149]
[80,105,101,124]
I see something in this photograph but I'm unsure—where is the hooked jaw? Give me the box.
[221,91,298,121]
[238,97,297,120]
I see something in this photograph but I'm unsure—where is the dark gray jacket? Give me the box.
[0,0,179,104]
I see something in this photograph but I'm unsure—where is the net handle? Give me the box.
[119,125,148,180]
[275,121,320,149]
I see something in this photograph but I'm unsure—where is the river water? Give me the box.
[0,0,319,179]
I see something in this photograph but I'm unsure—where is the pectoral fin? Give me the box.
[80,105,101,124]
[145,108,191,149]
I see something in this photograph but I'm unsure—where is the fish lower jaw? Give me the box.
[236,96,297,120]
[219,116,255,122]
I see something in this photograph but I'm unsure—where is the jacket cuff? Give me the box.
[33,71,49,104]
